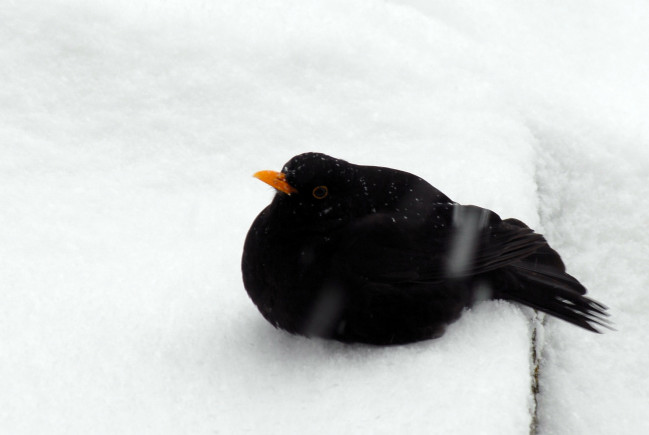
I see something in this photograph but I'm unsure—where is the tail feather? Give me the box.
[497,262,611,332]
[512,261,587,295]
[495,218,611,332]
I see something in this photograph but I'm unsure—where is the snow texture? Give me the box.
[1,0,647,434]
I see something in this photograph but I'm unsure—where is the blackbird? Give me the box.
[242,152,609,345]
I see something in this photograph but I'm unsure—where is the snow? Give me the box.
[534,128,649,435]
[1,0,648,433]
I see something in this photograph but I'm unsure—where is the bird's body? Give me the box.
[242,153,609,345]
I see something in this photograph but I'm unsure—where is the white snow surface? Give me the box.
[1,1,648,433]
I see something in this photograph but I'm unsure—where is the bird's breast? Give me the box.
[242,211,342,333]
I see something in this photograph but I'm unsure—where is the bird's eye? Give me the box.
[312,185,328,199]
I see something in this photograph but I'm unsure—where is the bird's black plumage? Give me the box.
[242,152,610,345]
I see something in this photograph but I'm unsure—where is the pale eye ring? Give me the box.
[312,185,328,199]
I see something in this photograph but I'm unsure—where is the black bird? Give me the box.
[242,152,609,345]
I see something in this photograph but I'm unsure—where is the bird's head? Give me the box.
[253,153,358,226]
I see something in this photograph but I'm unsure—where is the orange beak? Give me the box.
[253,170,298,195]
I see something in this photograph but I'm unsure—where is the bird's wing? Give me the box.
[333,204,546,284]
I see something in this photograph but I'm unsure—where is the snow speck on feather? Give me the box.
[1,0,648,434]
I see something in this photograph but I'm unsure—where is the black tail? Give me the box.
[496,219,612,332]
